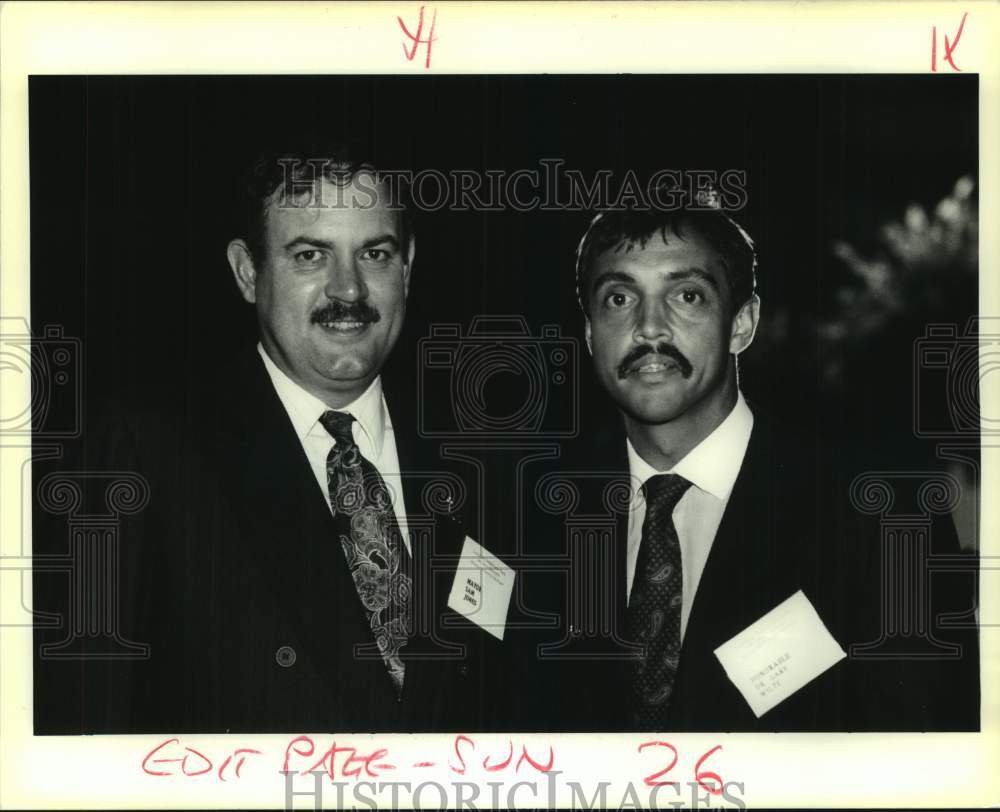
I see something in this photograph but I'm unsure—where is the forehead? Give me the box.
[262,175,401,242]
[589,228,728,287]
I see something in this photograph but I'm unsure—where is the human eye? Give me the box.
[293,248,325,265]
[673,286,707,306]
[359,247,394,263]
[602,290,635,310]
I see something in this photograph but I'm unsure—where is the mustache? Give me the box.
[310,300,381,325]
[617,343,693,380]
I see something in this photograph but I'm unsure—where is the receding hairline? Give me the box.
[582,219,734,291]
[254,172,411,255]
[260,171,400,214]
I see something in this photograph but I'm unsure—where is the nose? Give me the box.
[633,296,673,345]
[323,254,368,302]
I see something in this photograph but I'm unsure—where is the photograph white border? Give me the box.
[2,2,998,808]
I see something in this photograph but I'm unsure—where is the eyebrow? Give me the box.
[665,267,720,291]
[282,234,401,252]
[590,270,635,291]
[590,266,719,292]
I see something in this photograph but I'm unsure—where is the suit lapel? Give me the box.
[667,418,802,729]
[380,382,473,721]
[215,353,399,716]
[590,418,797,729]
[666,435,759,728]
[607,440,631,639]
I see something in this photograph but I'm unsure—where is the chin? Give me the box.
[613,398,674,425]
[626,406,686,427]
[609,383,678,421]
[312,355,368,380]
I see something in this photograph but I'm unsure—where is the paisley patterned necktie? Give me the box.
[319,410,410,696]
[626,473,692,729]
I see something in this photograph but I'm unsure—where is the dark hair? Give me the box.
[575,208,758,316]
[237,142,413,266]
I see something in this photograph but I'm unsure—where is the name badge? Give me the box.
[446,537,515,641]
[713,590,846,717]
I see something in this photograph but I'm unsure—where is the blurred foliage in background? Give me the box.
[820,176,978,388]
[743,176,978,465]
[742,177,979,549]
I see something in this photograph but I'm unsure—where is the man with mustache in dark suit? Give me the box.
[508,201,978,732]
[40,145,502,734]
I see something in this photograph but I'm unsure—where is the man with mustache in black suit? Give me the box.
[41,144,502,734]
[507,201,978,732]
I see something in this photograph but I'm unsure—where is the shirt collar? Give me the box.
[257,342,386,455]
[626,391,754,502]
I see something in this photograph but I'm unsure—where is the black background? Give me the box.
[29,74,977,457]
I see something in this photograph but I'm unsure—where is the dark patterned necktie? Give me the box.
[319,410,410,695]
[626,473,692,729]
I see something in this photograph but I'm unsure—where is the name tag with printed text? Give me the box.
[446,537,515,641]
[713,590,847,717]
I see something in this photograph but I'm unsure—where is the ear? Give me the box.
[402,235,415,299]
[729,294,760,355]
[227,239,258,304]
[584,318,593,356]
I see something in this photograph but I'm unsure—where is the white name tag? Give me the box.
[713,590,846,718]
[446,537,515,641]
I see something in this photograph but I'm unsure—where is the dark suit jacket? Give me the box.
[34,349,501,734]
[505,411,979,732]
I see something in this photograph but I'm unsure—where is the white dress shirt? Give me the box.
[257,343,410,553]
[625,392,754,641]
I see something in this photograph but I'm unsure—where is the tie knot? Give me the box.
[319,410,356,446]
[642,473,691,515]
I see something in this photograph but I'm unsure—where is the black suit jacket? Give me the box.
[506,411,979,732]
[34,349,501,734]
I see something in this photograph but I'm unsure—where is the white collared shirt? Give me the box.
[625,393,754,641]
[257,343,410,553]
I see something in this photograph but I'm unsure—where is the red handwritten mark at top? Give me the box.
[398,6,438,69]
[413,761,436,768]
[932,12,968,71]
[638,740,679,788]
[694,745,724,795]
[141,738,212,777]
